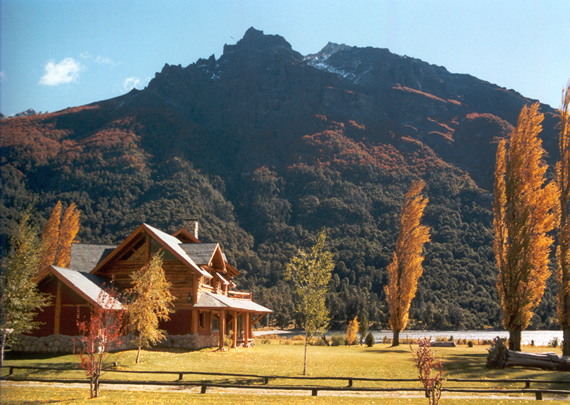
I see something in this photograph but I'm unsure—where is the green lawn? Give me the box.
[2,341,569,404]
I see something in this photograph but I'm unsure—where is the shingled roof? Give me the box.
[70,243,116,272]
[50,266,123,309]
[194,291,272,313]
[181,243,227,265]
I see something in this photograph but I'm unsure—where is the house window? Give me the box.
[199,312,205,329]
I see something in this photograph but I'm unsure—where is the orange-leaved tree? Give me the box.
[385,180,430,346]
[494,102,558,351]
[346,316,359,345]
[40,201,81,270]
[38,201,61,272]
[55,203,80,268]
[556,82,570,356]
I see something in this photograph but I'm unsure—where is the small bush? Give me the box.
[467,340,474,348]
[549,337,559,348]
[292,335,305,341]
[331,334,345,346]
[365,331,375,347]
[382,336,390,344]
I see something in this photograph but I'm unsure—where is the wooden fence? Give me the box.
[2,365,570,400]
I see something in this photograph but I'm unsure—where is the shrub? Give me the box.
[365,331,375,347]
[549,337,559,348]
[467,340,474,348]
[331,334,345,346]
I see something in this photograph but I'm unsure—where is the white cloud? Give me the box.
[81,52,115,65]
[39,58,83,86]
[0,71,6,82]
[123,77,141,92]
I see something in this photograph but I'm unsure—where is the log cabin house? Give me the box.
[33,222,272,349]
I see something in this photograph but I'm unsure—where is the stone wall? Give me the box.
[10,333,218,354]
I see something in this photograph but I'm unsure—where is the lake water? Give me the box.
[363,330,563,347]
[255,329,564,347]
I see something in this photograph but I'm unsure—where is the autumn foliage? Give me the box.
[126,253,176,364]
[39,201,80,270]
[385,180,430,346]
[493,103,558,351]
[76,288,124,399]
[556,83,570,356]
[346,316,359,345]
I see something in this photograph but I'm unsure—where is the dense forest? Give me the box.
[0,28,562,331]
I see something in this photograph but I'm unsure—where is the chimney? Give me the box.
[183,218,199,239]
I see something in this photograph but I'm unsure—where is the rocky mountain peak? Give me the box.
[221,27,302,62]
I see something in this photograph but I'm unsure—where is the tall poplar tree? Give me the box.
[55,203,80,268]
[126,253,176,364]
[494,102,558,351]
[39,201,61,272]
[556,83,570,356]
[39,201,80,269]
[384,180,430,346]
[285,230,334,375]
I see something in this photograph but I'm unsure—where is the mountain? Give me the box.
[0,28,562,330]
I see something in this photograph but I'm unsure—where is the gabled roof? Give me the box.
[172,227,200,243]
[194,291,272,313]
[49,266,123,309]
[91,223,212,279]
[181,243,224,265]
[70,243,116,272]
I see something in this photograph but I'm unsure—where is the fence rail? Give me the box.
[2,365,570,400]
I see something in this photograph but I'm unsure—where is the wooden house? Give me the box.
[33,223,271,349]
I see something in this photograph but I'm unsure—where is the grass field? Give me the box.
[2,340,569,404]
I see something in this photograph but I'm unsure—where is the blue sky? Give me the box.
[1,0,569,116]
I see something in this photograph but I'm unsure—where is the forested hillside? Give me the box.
[0,28,562,330]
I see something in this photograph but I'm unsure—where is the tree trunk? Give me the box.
[392,329,400,347]
[504,350,570,370]
[564,328,570,357]
[89,377,94,399]
[508,326,521,351]
[94,375,99,398]
[0,332,6,367]
[303,331,308,376]
[136,346,141,364]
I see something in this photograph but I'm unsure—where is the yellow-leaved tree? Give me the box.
[556,82,570,356]
[126,253,176,364]
[384,180,430,346]
[494,102,558,351]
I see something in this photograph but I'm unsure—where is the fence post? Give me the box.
[535,391,543,400]
[312,388,318,396]
[348,378,353,387]
[178,373,183,381]
[201,385,207,394]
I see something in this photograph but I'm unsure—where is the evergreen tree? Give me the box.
[385,180,430,346]
[494,103,558,351]
[0,213,50,366]
[126,253,176,364]
[358,311,369,345]
[285,230,334,375]
[556,83,570,356]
